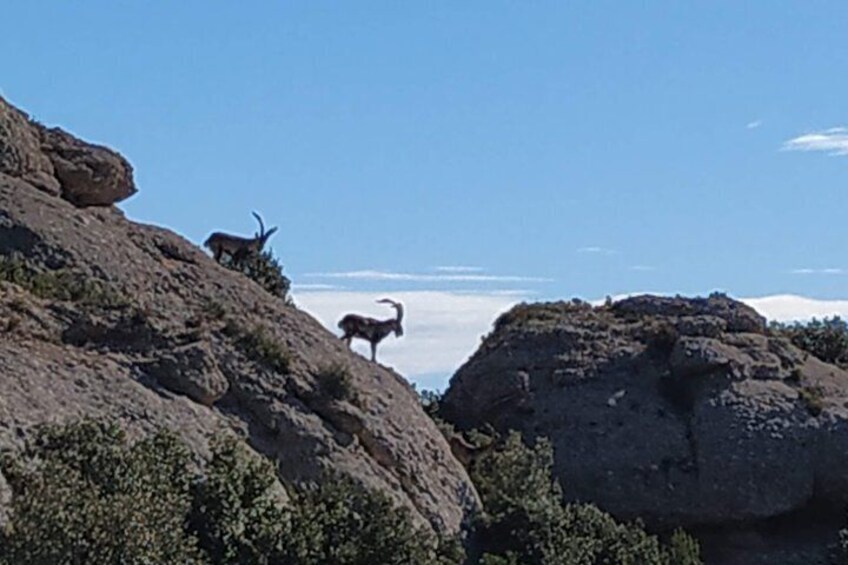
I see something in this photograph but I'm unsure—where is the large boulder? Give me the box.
[441,295,848,554]
[0,95,136,206]
[40,127,136,206]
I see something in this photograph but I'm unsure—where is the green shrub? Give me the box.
[189,436,289,564]
[286,475,456,565]
[0,255,127,309]
[771,317,848,369]
[667,528,702,565]
[471,432,702,565]
[799,385,826,416]
[417,388,459,441]
[0,419,458,565]
[0,420,202,564]
[479,553,521,565]
[418,388,443,416]
[203,299,228,321]
[225,322,291,374]
[315,362,357,403]
[220,249,291,303]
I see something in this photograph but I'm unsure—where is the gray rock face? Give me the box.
[0,97,60,196]
[147,342,230,406]
[0,96,136,206]
[0,99,478,534]
[442,295,848,532]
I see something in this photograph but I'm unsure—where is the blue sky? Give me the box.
[3,2,848,387]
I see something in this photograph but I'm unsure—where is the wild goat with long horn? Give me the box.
[204,212,278,266]
[338,298,404,362]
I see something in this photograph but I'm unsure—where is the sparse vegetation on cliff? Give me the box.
[224,321,292,374]
[0,255,127,309]
[420,387,702,563]
[771,316,848,369]
[469,432,701,565]
[219,249,291,303]
[315,362,358,403]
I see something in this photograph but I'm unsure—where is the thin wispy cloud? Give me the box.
[475,289,535,297]
[304,269,553,283]
[789,268,845,275]
[291,283,344,291]
[782,128,848,156]
[746,120,762,129]
[577,246,617,256]
[434,265,484,273]
[630,265,655,272]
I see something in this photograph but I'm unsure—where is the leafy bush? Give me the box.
[798,385,826,416]
[470,432,701,565]
[418,388,444,416]
[667,528,703,565]
[189,436,288,564]
[416,388,465,445]
[0,420,202,564]
[771,317,848,369]
[315,362,358,403]
[224,322,291,374]
[220,249,291,303]
[287,475,457,565]
[0,419,460,565]
[0,255,127,309]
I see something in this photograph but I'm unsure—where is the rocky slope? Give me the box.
[0,95,478,535]
[442,294,848,563]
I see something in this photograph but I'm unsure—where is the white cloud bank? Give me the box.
[293,290,848,390]
[741,294,848,322]
[783,128,848,156]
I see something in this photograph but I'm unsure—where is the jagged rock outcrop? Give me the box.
[0,96,135,206]
[0,96,478,535]
[442,295,848,563]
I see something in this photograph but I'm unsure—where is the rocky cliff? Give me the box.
[442,294,848,563]
[0,95,478,535]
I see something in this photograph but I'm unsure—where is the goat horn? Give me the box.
[378,298,403,321]
[252,211,265,237]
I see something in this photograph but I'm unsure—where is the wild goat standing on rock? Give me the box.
[204,212,278,266]
[338,299,404,362]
